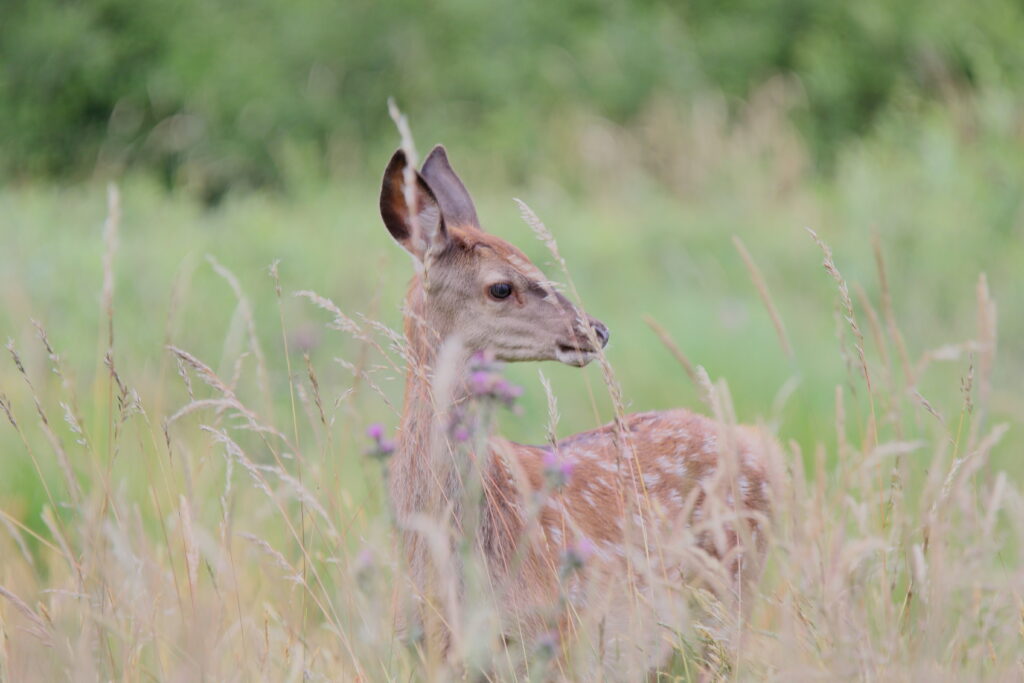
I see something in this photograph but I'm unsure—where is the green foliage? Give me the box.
[3,0,1023,193]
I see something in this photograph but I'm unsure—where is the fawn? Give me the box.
[379,145,780,674]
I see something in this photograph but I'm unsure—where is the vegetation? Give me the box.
[1,1,1023,678]
[3,0,1024,194]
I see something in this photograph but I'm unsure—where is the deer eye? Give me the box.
[488,282,513,300]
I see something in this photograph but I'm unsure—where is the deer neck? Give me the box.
[390,276,476,522]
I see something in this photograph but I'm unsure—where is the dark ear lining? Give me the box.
[379,149,446,258]
[380,150,413,243]
[420,145,481,229]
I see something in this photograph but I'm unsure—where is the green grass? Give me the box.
[0,96,1021,678]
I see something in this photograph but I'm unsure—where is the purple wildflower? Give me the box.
[469,371,493,395]
[354,548,374,572]
[465,356,522,409]
[493,378,523,403]
[559,537,594,578]
[470,349,496,369]
[543,449,575,488]
[536,630,559,660]
[353,547,376,584]
[572,537,595,560]
[365,423,395,459]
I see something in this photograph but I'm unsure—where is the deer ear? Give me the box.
[380,149,448,261]
[420,145,481,230]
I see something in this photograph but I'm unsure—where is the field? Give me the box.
[1,95,1023,679]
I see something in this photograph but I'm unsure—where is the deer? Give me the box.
[379,144,781,676]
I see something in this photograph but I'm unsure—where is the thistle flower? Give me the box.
[543,449,575,488]
[365,422,395,459]
[536,630,559,660]
[354,547,375,574]
[470,349,497,370]
[469,370,492,395]
[493,378,523,403]
[466,352,522,408]
[560,537,595,579]
[445,351,524,446]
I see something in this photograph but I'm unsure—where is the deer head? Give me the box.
[380,146,609,367]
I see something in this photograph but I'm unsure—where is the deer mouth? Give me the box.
[555,343,598,367]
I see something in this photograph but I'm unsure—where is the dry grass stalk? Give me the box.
[872,234,913,388]
[178,494,200,598]
[969,273,997,450]
[807,228,873,397]
[102,183,120,350]
[538,370,560,447]
[642,314,701,391]
[0,585,52,646]
[207,255,272,414]
[732,235,794,358]
[5,339,82,506]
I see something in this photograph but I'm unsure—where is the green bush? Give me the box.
[2,0,1023,194]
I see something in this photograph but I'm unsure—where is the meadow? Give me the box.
[1,93,1022,679]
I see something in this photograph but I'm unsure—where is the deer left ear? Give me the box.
[380,149,449,261]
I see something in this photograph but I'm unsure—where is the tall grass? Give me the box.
[1,100,1022,678]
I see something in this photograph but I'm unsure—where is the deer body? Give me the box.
[380,146,778,672]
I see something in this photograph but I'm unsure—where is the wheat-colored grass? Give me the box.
[0,137,1021,681]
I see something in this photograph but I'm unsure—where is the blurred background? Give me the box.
[1,0,1023,518]
[4,0,1024,195]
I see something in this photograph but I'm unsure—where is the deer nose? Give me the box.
[589,319,610,348]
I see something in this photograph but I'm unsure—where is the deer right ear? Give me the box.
[380,149,448,261]
[421,145,480,229]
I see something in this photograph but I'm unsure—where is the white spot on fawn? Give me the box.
[632,512,645,529]
[602,539,625,558]
[658,455,687,478]
[738,475,751,498]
